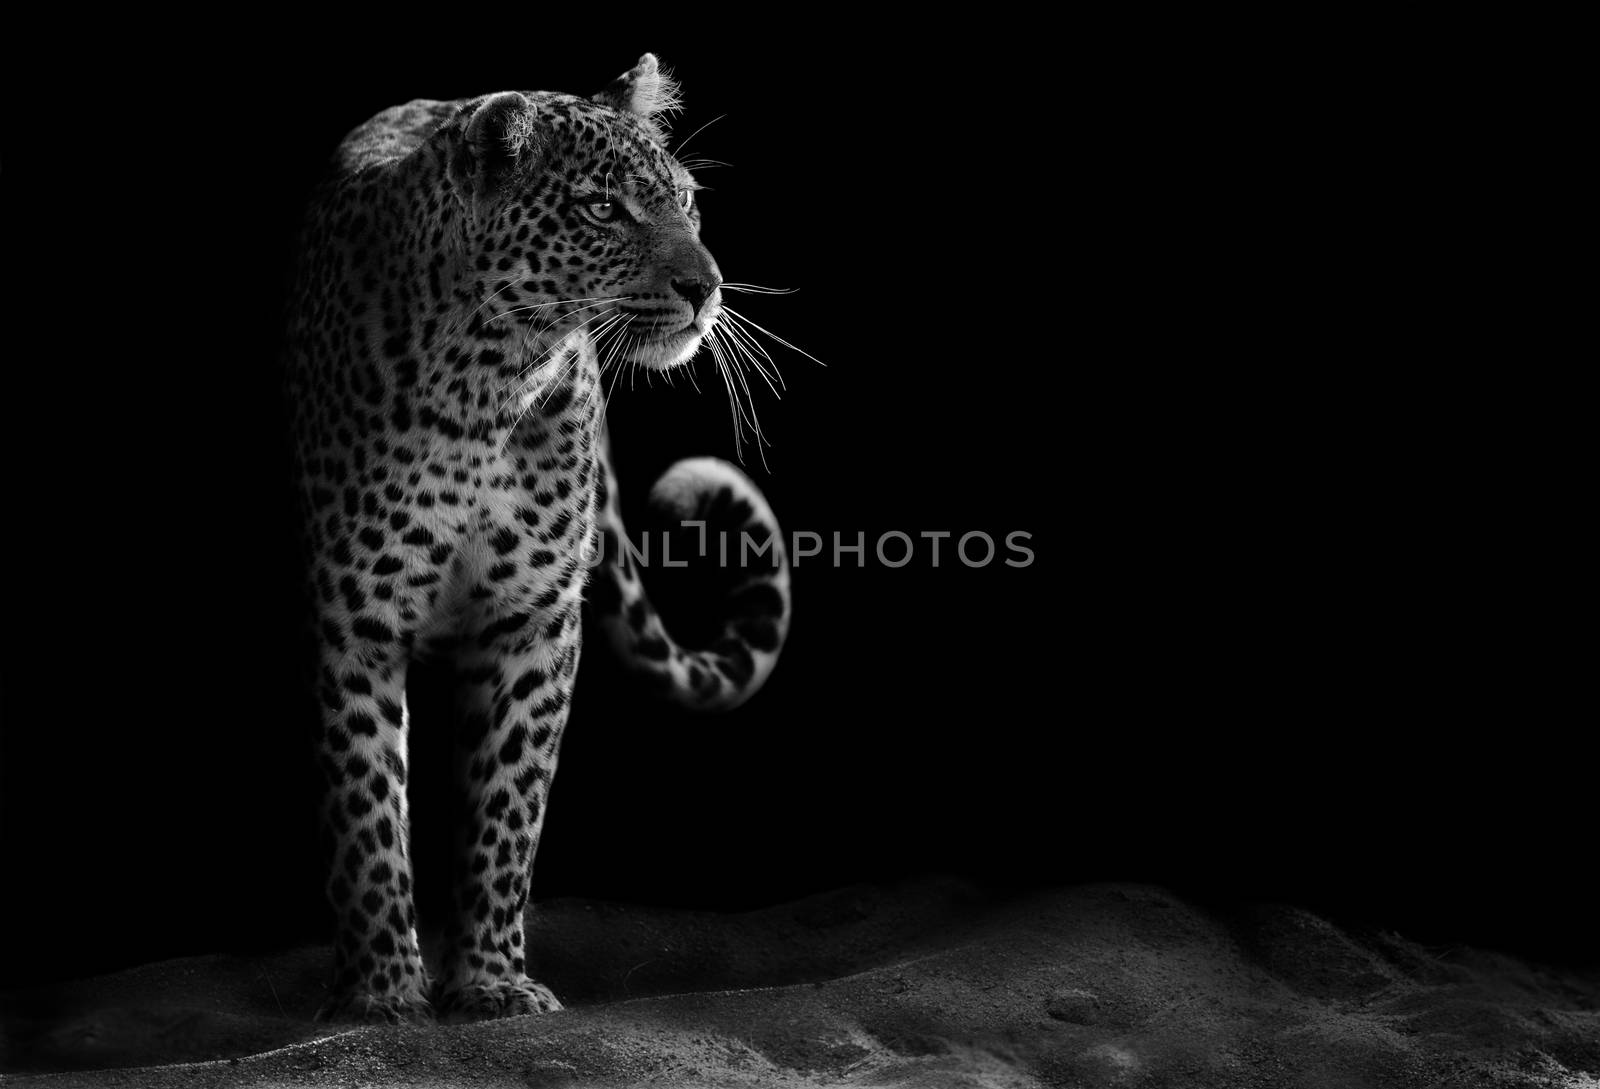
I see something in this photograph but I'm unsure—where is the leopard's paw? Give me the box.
[435,977,563,1022]
[316,986,434,1025]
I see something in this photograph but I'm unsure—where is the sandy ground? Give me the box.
[2,879,1596,1088]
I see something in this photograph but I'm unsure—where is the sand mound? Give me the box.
[3,881,1596,1088]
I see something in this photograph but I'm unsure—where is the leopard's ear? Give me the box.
[449,91,536,196]
[592,53,681,121]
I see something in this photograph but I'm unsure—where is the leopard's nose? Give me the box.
[671,277,717,318]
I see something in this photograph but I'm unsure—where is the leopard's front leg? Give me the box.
[313,638,431,1022]
[434,601,581,1021]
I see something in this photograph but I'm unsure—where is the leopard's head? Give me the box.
[441,55,719,370]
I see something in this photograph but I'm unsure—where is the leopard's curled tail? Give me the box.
[589,435,790,710]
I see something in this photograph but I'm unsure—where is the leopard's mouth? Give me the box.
[607,300,720,370]
[627,318,710,370]
[637,323,704,368]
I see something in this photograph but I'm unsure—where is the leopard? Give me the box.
[283,53,792,1023]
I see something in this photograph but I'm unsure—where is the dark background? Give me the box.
[1,27,1585,987]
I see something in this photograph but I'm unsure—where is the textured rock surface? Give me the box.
[3,880,1596,1087]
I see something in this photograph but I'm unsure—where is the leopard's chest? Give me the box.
[409,408,601,649]
[295,307,607,649]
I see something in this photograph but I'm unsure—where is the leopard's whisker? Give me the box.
[723,333,759,424]
[601,324,637,411]
[720,304,827,369]
[719,311,786,395]
[590,314,635,425]
[730,350,773,459]
[505,300,600,383]
[727,318,784,388]
[468,278,522,320]
[508,295,626,313]
[495,307,617,410]
[719,283,796,295]
[718,330,770,468]
[498,310,596,398]
[707,327,768,466]
[514,317,604,434]
[509,310,557,384]
[706,331,743,459]
[494,295,630,380]
[518,302,619,370]
[671,113,726,158]
[492,294,626,327]
[495,323,600,455]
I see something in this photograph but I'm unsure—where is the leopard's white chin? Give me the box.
[631,323,707,370]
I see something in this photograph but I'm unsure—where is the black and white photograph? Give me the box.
[1,20,1593,1089]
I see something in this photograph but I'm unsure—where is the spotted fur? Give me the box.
[284,54,790,1023]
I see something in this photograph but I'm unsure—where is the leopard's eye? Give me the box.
[679,189,694,211]
[587,200,618,221]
